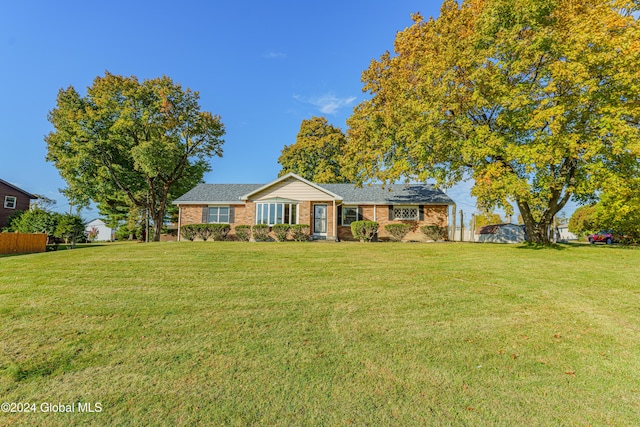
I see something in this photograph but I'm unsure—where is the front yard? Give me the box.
[1,242,639,425]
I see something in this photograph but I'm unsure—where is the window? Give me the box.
[393,206,418,220]
[256,202,297,226]
[341,206,362,226]
[207,206,229,223]
[4,196,16,209]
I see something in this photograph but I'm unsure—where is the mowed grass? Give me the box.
[1,242,639,426]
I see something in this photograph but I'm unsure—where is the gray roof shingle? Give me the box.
[174,181,454,205]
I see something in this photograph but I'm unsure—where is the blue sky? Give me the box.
[0,1,574,222]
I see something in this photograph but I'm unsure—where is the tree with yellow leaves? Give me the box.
[346,0,639,244]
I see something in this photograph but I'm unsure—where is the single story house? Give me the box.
[475,223,525,243]
[0,178,37,228]
[173,173,456,241]
[85,218,114,241]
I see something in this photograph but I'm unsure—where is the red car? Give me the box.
[588,231,614,245]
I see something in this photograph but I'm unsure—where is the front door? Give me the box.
[313,204,328,237]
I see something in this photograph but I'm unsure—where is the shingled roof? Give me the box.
[174,179,455,205]
[319,183,454,205]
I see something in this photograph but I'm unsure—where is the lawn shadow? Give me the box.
[515,242,568,250]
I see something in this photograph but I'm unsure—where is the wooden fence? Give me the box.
[0,233,47,254]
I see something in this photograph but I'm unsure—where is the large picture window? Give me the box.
[207,206,229,223]
[256,202,297,226]
[393,206,418,220]
[4,196,16,209]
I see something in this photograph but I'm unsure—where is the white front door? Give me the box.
[313,204,328,236]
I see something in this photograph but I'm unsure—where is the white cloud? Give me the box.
[293,92,357,114]
[262,50,287,59]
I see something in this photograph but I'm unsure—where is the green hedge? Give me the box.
[235,225,251,242]
[252,224,270,242]
[385,223,411,241]
[351,220,379,242]
[290,224,310,242]
[272,224,290,242]
[420,225,448,241]
[180,224,230,241]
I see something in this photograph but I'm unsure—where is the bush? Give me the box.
[180,224,198,241]
[209,224,231,241]
[235,225,251,242]
[385,223,411,241]
[272,224,290,242]
[290,224,310,242]
[252,224,271,242]
[421,225,448,241]
[194,224,214,241]
[351,220,379,242]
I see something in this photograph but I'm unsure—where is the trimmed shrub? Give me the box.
[195,224,214,241]
[252,224,270,242]
[235,225,251,242]
[421,225,448,241]
[209,224,231,241]
[385,223,411,241]
[272,224,290,242]
[351,220,379,242]
[180,224,198,241]
[290,224,310,242]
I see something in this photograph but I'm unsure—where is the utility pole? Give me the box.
[460,210,464,242]
[471,213,476,243]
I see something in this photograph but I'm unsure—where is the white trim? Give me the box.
[240,173,343,201]
[4,195,17,209]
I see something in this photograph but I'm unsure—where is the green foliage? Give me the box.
[350,221,379,242]
[272,224,290,242]
[346,0,640,244]
[475,212,503,228]
[290,224,310,242]
[252,224,271,242]
[208,224,230,241]
[180,224,198,241]
[4,208,59,236]
[179,224,230,241]
[45,71,225,241]
[115,224,141,241]
[278,116,349,183]
[384,223,411,241]
[234,225,252,242]
[54,214,86,248]
[421,225,448,242]
[568,205,597,238]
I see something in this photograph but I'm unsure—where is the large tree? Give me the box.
[346,0,640,244]
[278,116,349,183]
[46,72,225,241]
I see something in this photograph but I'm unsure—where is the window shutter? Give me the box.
[229,206,235,224]
[388,206,394,220]
[358,207,363,221]
[419,206,424,221]
[202,207,208,223]
[337,205,342,225]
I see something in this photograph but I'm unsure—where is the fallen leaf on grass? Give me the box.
[565,370,576,376]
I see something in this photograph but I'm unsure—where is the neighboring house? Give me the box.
[0,178,37,229]
[173,173,456,241]
[85,218,114,241]
[555,219,577,241]
[476,223,525,243]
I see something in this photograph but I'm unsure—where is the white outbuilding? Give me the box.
[475,223,525,243]
[85,218,114,241]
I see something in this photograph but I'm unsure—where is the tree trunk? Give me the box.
[518,200,552,245]
[151,206,166,242]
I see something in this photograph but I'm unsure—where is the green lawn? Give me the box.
[1,242,639,425]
